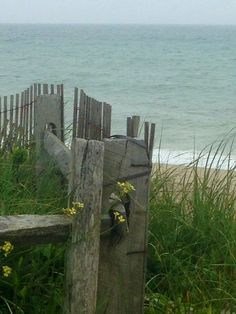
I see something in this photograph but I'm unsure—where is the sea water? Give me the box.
[0,24,236,167]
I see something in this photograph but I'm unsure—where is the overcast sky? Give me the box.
[0,0,236,24]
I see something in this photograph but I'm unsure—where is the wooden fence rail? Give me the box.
[0,90,155,314]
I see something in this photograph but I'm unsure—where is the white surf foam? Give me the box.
[152,148,236,170]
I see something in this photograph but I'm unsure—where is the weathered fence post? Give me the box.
[34,94,64,170]
[97,137,152,314]
[64,139,104,314]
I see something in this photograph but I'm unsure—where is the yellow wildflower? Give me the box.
[118,216,126,223]
[63,202,84,216]
[0,241,14,257]
[72,202,84,209]
[113,210,126,224]
[2,265,12,277]
[117,181,135,194]
[63,207,77,216]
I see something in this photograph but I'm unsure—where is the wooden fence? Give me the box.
[0,83,64,149]
[0,88,155,314]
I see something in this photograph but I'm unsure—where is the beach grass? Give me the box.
[145,142,236,313]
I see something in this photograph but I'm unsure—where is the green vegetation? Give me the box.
[0,142,236,313]
[0,148,67,313]
[146,143,236,313]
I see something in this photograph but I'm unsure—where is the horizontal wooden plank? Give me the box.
[0,214,112,245]
[0,215,71,245]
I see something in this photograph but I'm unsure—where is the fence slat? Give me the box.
[26,88,30,144]
[132,115,140,137]
[23,90,28,145]
[33,83,38,98]
[29,86,33,142]
[64,139,104,314]
[126,116,132,137]
[9,95,14,144]
[149,123,155,161]
[19,92,24,146]
[77,89,86,138]
[84,95,91,139]
[38,84,41,96]
[72,87,78,140]
[43,84,49,95]
[144,121,149,151]
[94,100,102,140]
[89,98,99,140]
[57,84,61,95]
[103,102,111,138]
[50,84,54,94]
[15,94,19,144]
[3,96,8,148]
[60,84,64,142]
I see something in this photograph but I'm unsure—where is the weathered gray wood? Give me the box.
[0,215,72,244]
[44,130,71,178]
[14,94,19,143]
[102,103,111,139]
[0,213,114,246]
[25,89,30,144]
[72,87,78,140]
[77,89,86,138]
[38,83,41,96]
[149,123,155,161]
[64,139,104,314]
[89,98,96,139]
[43,84,49,95]
[35,94,64,174]
[35,94,63,150]
[126,116,132,137]
[34,83,38,98]
[9,95,14,142]
[90,98,102,140]
[57,84,61,95]
[84,95,91,139]
[132,115,140,137]
[15,94,19,128]
[60,84,65,142]
[29,85,33,141]
[3,96,8,147]
[19,92,24,146]
[50,84,54,94]
[22,90,27,146]
[97,138,152,314]
[144,121,149,151]
[94,100,102,140]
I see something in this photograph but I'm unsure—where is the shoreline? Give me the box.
[152,162,236,189]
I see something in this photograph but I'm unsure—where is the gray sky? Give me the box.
[0,0,236,24]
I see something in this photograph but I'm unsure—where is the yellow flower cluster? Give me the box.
[2,265,12,278]
[117,181,135,195]
[0,241,14,257]
[63,202,84,216]
[113,211,126,223]
[0,241,14,278]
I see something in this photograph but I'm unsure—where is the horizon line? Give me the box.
[1,22,236,26]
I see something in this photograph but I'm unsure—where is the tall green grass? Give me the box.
[0,148,67,313]
[146,142,236,313]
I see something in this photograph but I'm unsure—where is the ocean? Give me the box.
[0,24,236,167]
